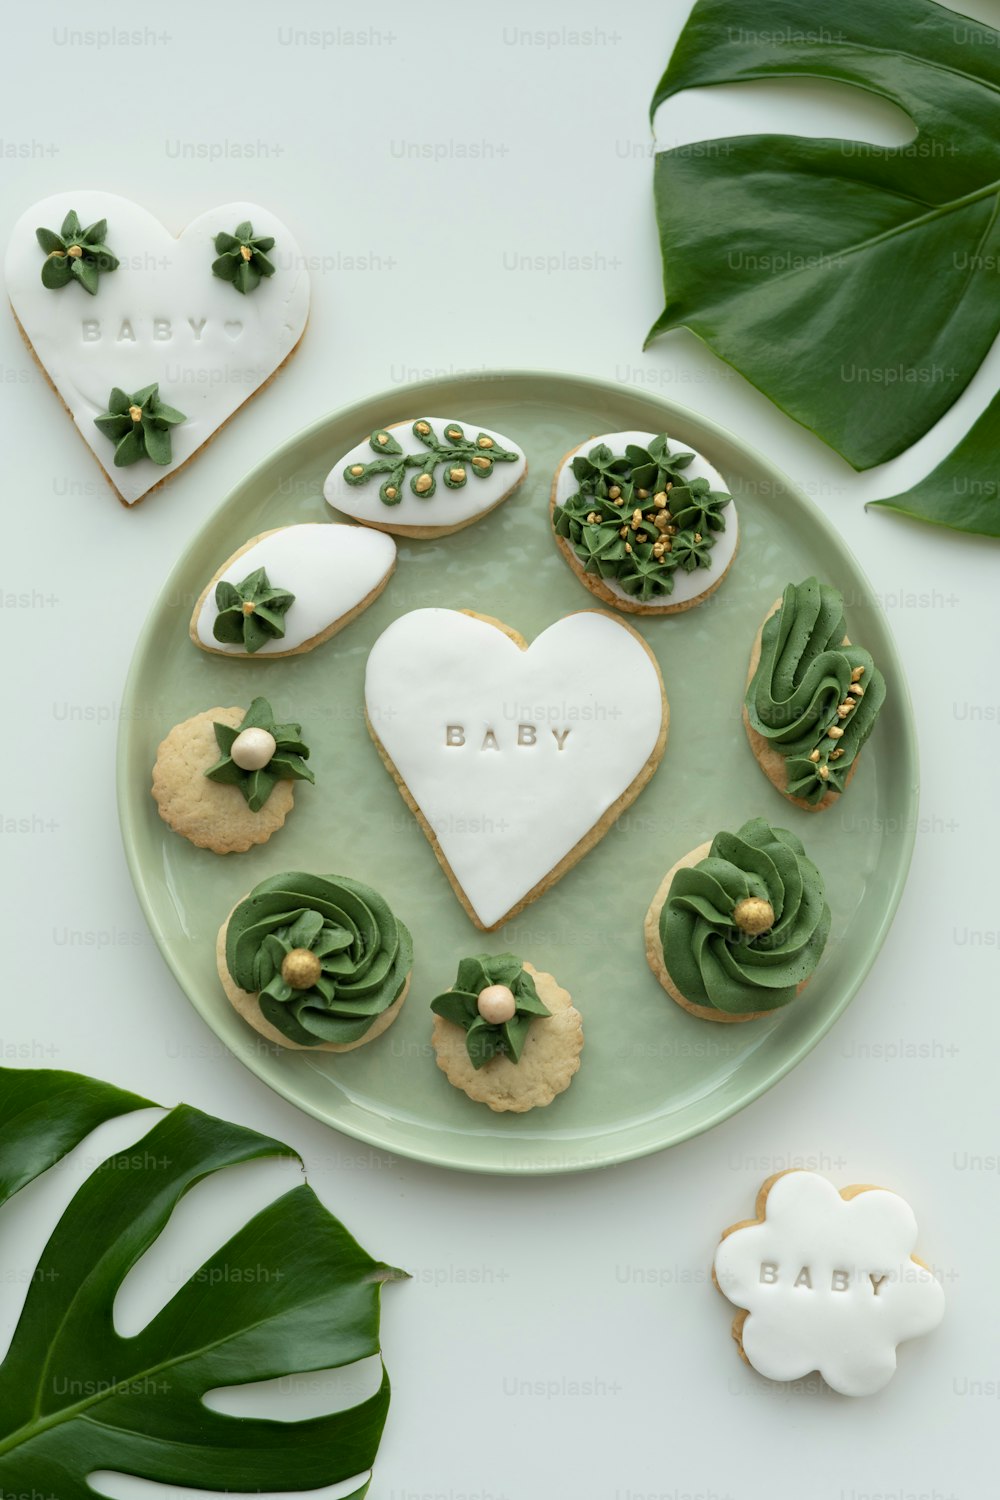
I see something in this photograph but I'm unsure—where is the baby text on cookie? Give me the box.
[759,1262,890,1294]
[445,724,571,751]
[81,318,242,343]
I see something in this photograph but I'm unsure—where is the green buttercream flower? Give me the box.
[204,697,314,812]
[225,872,413,1047]
[212,568,295,654]
[211,220,276,294]
[93,384,186,468]
[36,210,119,294]
[660,817,831,1016]
[430,954,551,1069]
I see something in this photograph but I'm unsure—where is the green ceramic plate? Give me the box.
[118,371,917,1174]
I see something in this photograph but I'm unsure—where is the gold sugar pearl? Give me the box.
[349,463,365,476]
[128,404,143,423]
[414,473,433,494]
[281,947,322,990]
[733,896,775,936]
[67,244,83,258]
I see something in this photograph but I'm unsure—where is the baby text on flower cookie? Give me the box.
[445,723,572,751]
[759,1262,889,1294]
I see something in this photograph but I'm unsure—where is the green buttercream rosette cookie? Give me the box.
[745,577,886,805]
[660,818,831,1016]
[225,872,412,1047]
[430,953,550,1069]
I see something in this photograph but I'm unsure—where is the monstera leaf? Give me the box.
[647,0,1000,473]
[0,1067,405,1497]
[869,388,1000,536]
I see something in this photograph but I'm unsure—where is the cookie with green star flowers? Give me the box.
[152,703,312,854]
[550,429,739,615]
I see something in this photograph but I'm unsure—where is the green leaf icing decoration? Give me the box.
[552,433,731,602]
[660,817,831,1015]
[343,419,521,506]
[0,1064,404,1493]
[430,953,551,1070]
[212,567,295,654]
[745,577,887,805]
[226,872,412,1047]
[35,209,119,294]
[212,219,276,294]
[93,384,186,468]
[204,697,314,812]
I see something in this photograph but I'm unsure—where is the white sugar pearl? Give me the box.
[477,983,516,1025]
[230,727,277,771]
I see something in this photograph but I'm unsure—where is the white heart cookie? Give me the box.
[324,416,527,537]
[5,191,310,505]
[365,608,668,929]
[191,523,396,658]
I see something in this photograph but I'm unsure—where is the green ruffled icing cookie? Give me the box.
[551,433,731,603]
[225,872,412,1047]
[745,577,886,805]
[660,818,830,1016]
[430,953,550,1069]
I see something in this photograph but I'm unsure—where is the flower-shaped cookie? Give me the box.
[714,1171,945,1396]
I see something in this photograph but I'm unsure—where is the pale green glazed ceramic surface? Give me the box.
[117,372,918,1175]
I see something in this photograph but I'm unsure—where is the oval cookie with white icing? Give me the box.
[190,522,396,658]
[714,1171,945,1396]
[324,417,527,537]
[5,191,310,506]
[364,607,668,929]
[550,430,737,614]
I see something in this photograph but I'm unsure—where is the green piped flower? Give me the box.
[204,697,314,812]
[93,385,186,468]
[36,210,118,294]
[212,220,276,294]
[212,568,295,654]
[430,954,551,1069]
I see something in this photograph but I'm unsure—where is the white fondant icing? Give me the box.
[553,431,738,608]
[5,192,310,505]
[195,524,396,656]
[364,608,665,927]
[714,1172,945,1396]
[324,417,527,531]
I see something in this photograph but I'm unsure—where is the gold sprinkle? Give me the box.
[586,512,601,524]
[636,532,648,543]
[694,532,703,544]
[632,508,644,527]
[376,432,389,445]
[830,748,844,760]
[654,513,670,533]
[471,455,491,470]
[661,539,672,553]
[608,485,621,499]
[449,466,466,483]
[619,527,629,539]
[848,682,864,697]
[240,244,253,261]
[349,463,364,476]
[636,488,649,500]
[446,427,462,439]
[808,749,820,762]
[624,543,632,553]
[242,601,256,616]
[385,485,397,500]
[667,525,678,536]
[128,404,143,423]
[818,765,830,780]
[415,421,431,435]
[67,244,83,259]
[827,725,844,739]
[851,666,866,682]
[414,473,433,494]
[653,491,668,509]
[477,435,494,449]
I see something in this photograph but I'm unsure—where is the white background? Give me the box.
[1,3,998,1497]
